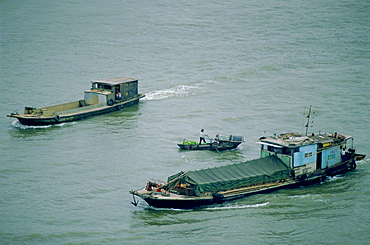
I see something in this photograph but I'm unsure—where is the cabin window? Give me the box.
[99,84,111,90]
[267,146,277,152]
[267,146,289,154]
[304,152,313,158]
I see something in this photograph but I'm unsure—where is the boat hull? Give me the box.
[140,195,215,209]
[177,142,241,151]
[355,154,366,161]
[132,181,300,209]
[8,95,144,126]
[132,179,314,209]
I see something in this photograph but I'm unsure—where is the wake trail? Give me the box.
[143,80,214,101]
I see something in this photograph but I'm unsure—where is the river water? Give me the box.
[1,0,369,244]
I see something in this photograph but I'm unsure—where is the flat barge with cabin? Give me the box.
[7,76,145,126]
[130,131,365,209]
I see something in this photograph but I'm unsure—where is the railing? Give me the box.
[59,103,106,115]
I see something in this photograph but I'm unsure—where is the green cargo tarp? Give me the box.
[167,155,292,196]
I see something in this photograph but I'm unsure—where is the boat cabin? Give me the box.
[85,77,139,106]
[256,132,354,177]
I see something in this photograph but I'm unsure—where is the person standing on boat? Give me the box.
[116,91,121,100]
[199,129,207,144]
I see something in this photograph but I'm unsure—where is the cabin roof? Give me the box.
[257,132,353,148]
[91,76,137,86]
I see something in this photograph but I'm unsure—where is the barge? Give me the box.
[130,131,365,209]
[7,76,145,126]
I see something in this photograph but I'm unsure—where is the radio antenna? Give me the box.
[304,105,315,136]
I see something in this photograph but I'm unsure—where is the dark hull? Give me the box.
[178,142,241,151]
[142,196,216,209]
[9,95,144,126]
[137,179,314,209]
[133,160,358,209]
[355,154,366,161]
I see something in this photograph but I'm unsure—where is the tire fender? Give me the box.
[107,99,114,106]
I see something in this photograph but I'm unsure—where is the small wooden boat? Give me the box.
[131,131,365,209]
[177,135,244,151]
[7,76,145,126]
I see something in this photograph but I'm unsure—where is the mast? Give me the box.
[305,105,312,136]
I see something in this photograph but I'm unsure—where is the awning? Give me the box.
[255,142,283,148]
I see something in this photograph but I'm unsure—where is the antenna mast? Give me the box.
[305,105,313,136]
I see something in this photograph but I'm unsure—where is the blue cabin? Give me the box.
[256,132,354,177]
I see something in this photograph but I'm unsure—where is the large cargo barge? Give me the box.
[130,131,365,209]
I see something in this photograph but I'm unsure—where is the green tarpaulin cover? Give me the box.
[167,155,292,196]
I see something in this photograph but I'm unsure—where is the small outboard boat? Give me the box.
[177,135,244,151]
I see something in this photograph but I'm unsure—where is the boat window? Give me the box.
[99,84,111,90]
[268,146,281,153]
[304,152,313,158]
[267,146,290,155]
[282,147,290,155]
